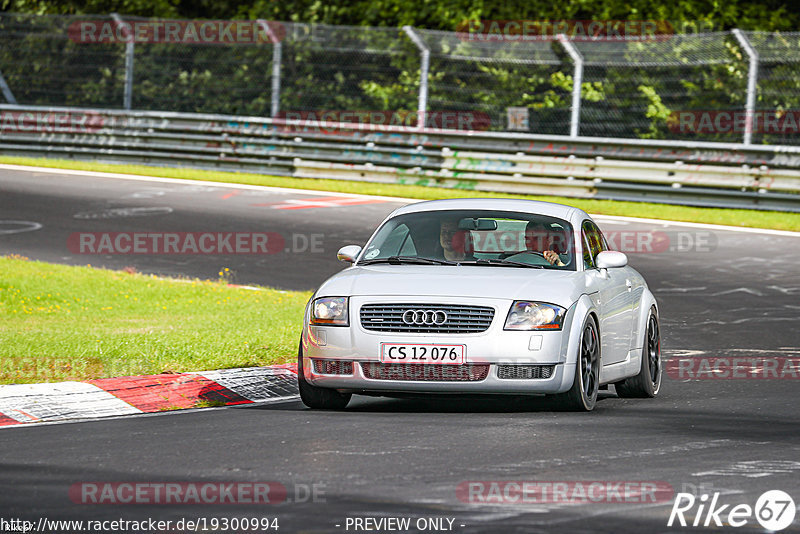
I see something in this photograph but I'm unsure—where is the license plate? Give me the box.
[380,343,466,364]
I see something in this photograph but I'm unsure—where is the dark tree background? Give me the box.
[2,0,798,143]
[2,0,798,31]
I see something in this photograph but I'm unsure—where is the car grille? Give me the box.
[360,304,495,333]
[496,365,556,380]
[361,363,490,381]
[312,359,354,375]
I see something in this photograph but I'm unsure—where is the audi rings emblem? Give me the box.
[402,309,448,325]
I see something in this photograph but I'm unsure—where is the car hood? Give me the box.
[315,265,585,307]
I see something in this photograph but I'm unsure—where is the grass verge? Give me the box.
[1,156,799,232]
[0,255,308,384]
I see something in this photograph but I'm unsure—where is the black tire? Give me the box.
[297,341,352,410]
[616,307,661,398]
[553,315,600,411]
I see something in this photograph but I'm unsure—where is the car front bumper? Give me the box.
[302,295,578,395]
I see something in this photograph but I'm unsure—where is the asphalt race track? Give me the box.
[1,166,799,533]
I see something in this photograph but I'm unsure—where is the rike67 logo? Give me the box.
[668,490,796,530]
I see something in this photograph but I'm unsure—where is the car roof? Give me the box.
[390,198,589,225]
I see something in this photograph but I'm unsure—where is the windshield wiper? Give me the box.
[461,258,546,269]
[360,255,458,266]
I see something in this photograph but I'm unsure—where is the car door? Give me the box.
[582,221,634,366]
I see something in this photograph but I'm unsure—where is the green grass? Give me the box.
[0,255,309,384]
[2,155,799,232]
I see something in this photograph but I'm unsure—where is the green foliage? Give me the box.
[3,0,797,32]
[1,1,799,142]
[635,84,671,138]
[0,256,311,383]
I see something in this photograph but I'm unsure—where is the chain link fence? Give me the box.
[1,13,800,145]
[576,33,747,142]
[0,14,125,108]
[414,28,569,134]
[744,31,800,146]
[279,24,416,116]
[117,16,274,115]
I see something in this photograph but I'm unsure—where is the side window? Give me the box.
[582,220,605,269]
[583,231,595,269]
[399,231,417,255]
[363,223,415,259]
[596,224,610,252]
[382,224,414,256]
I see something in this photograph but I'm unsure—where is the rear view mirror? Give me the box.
[458,218,498,231]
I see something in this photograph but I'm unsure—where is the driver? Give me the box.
[524,220,567,267]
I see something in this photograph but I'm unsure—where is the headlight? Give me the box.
[504,301,565,331]
[310,297,349,326]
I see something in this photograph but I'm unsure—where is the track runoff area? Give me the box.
[0,165,798,533]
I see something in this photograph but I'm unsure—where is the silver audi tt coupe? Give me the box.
[299,199,661,411]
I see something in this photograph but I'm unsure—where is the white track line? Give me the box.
[592,214,800,237]
[1,163,798,237]
[0,163,421,203]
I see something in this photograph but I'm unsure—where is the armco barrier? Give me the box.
[2,104,800,211]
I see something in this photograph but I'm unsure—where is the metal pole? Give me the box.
[0,68,17,104]
[402,26,429,130]
[732,29,758,146]
[258,20,282,118]
[557,34,583,138]
[111,13,134,110]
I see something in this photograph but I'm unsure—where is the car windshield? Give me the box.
[358,210,576,271]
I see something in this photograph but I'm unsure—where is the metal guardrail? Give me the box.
[2,104,800,211]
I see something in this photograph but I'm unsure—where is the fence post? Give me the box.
[402,26,429,130]
[258,20,282,118]
[0,68,17,104]
[732,29,758,146]
[111,13,134,110]
[557,34,583,138]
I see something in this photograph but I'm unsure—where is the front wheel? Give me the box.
[297,341,352,410]
[616,307,661,398]
[553,315,600,411]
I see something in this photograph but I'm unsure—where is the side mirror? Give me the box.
[337,245,362,263]
[596,250,628,269]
